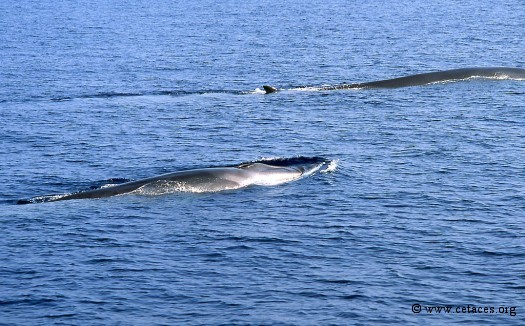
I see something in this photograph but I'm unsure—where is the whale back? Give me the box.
[18,156,331,203]
[237,156,329,184]
[263,67,525,93]
[359,67,525,89]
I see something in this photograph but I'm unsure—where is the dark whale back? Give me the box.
[263,67,525,93]
[354,67,525,89]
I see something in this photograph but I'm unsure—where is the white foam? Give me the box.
[321,160,338,173]
[289,86,323,92]
[132,181,197,195]
[100,183,118,188]
[131,180,243,195]
[31,193,70,203]
[251,88,266,94]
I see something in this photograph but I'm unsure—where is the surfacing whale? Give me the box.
[18,157,332,204]
[263,67,525,94]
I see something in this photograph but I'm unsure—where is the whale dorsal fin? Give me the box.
[263,85,278,94]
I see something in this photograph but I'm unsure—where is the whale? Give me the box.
[263,67,525,93]
[18,157,331,204]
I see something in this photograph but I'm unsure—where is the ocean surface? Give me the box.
[1,0,524,324]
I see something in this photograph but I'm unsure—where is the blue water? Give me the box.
[1,0,524,324]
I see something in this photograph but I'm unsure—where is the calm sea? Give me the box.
[1,0,524,324]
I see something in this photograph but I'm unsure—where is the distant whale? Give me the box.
[263,67,525,94]
[18,157,331,204]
